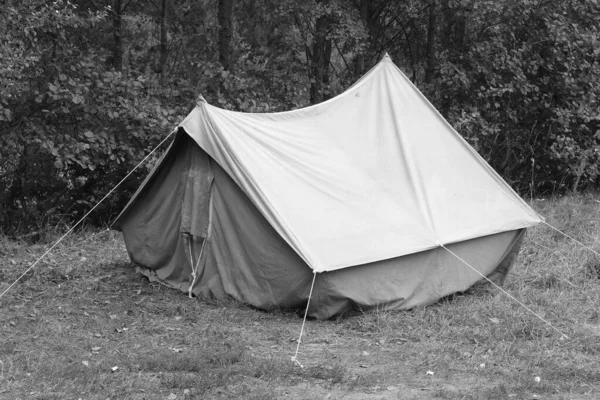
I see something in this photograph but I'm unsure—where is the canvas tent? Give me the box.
[113,55,542,319]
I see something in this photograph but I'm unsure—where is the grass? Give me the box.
[1,195,600,399]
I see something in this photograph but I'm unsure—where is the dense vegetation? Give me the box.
[2,0,600,234]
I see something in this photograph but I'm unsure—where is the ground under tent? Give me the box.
[113,55,541,319]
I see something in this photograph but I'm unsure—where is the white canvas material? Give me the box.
[179,55,542,273]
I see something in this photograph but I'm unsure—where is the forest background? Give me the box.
[2,0,600,235]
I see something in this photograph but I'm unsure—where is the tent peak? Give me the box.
[381,53,392,62]
[196,94,208,106]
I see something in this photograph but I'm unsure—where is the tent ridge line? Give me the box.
[198,57,387,118]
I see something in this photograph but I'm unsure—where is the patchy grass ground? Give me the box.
[1,195,600,400]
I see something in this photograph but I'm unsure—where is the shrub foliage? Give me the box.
[1,0,600,234]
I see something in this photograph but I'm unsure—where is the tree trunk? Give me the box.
[424,0,438,84]
[455,12,466,51]
[354,0,386,75]
[160,0,168,85]
[354,0,368,76]
[218,0,233,69]
[309,2,333,105]
[112,0,122,71]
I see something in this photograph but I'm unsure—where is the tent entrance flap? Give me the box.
[180,137,216,293]
[180,137,214,239]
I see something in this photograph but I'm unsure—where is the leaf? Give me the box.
[83,131,93,138]
[490,318,500,324]
[2,109,12,121]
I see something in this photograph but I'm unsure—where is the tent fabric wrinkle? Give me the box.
[114,54,541,319]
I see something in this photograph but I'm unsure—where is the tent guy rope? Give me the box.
[291,271,317,368]
[289,219,600,362]
[440,243,569,340]
[0,129,177,301]
[41,228,114,257]
[542,221,600,258]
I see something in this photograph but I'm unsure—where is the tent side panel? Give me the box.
[191,156,315,309]
[117,134,192,292]
[113,129,182,229]
[309,229,525,319]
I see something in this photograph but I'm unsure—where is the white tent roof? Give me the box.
[179,54,542,273]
